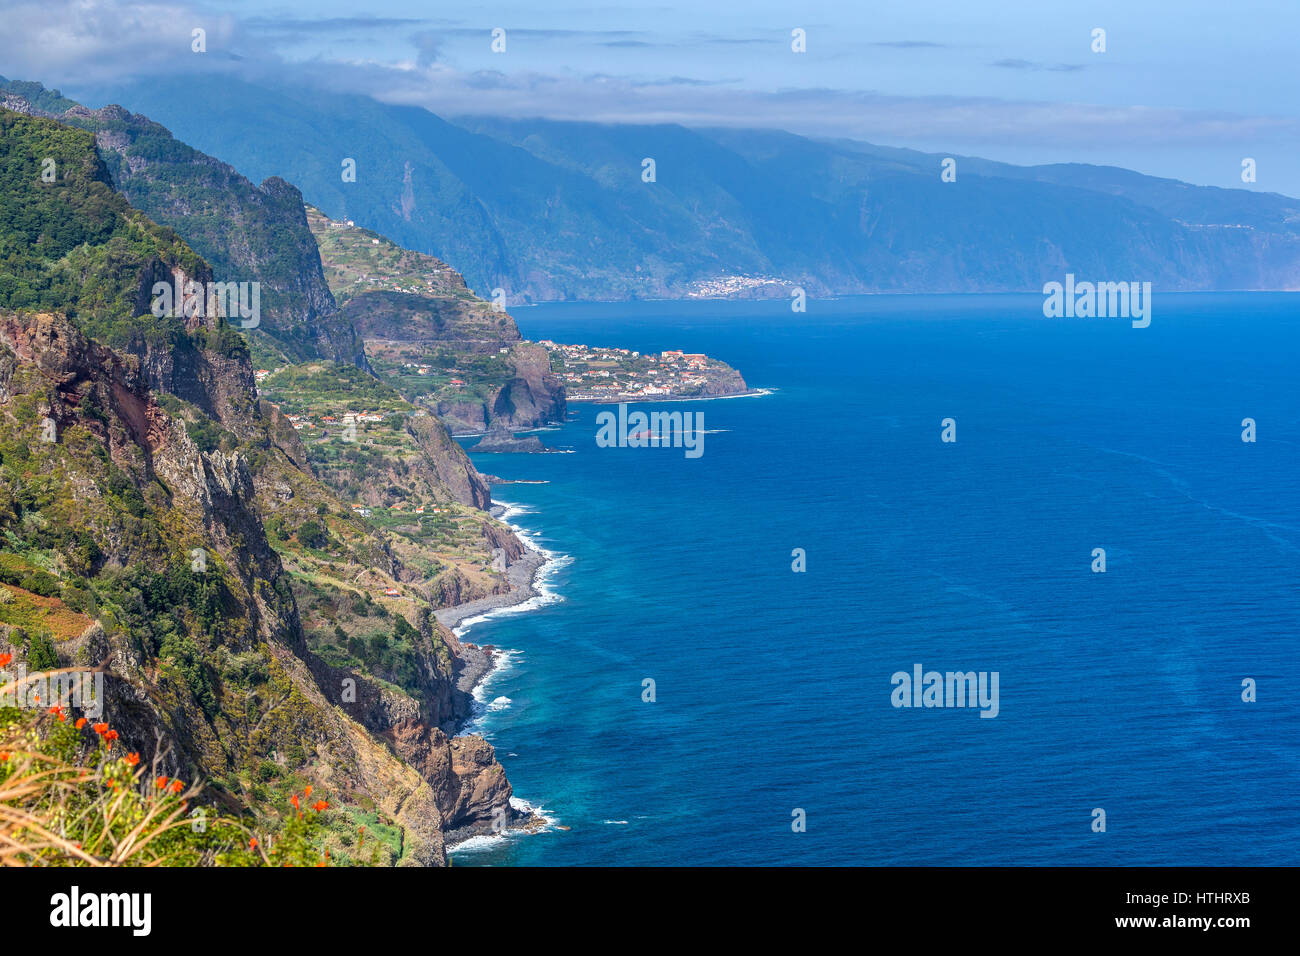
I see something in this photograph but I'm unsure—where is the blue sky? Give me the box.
[2,0,1297,194]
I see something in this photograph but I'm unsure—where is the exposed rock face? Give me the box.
[0,91,532,865]
[407,414,492,509]
[0,309,516,864]
[697,365,750,398]
[388,719,512,833]
[305,612,477,732]
[491,343,566,429]
[0,313,284,622]
[123,260,263,432]
[473,426,549,454]
[340,290,520,348]
[430,352,565,435]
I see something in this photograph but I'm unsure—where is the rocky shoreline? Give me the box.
[437,503,553,850]
[436,536,548,633]
[566,386,765,403]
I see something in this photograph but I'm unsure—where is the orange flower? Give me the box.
[0,752,9,762]
[93,722,108,735]
[75,717,87,729]
[0,653,12,667]
[304,784,312,798]
[290,794,300,810]
[126,752,140,767]
[170,780,184,794]
[249,838,258,850]
[312,800,329,812]
[155,776,169,789]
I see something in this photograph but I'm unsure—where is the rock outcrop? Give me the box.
[472,426,549,454]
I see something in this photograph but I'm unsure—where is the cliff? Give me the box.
[0,107,534,863]
[0,82,368,369]
[306,207,566,434]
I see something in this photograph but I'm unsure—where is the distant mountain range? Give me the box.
[65,73,1300,301]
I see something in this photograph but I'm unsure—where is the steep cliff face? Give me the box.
[338,290,519,348]
[0,310,514,862]
[490,342,566,429]
[0,85,368,369]
[407,414,493,510]
[0,103,534,863]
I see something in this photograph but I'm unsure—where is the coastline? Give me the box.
[436,508,550,634]
[440,501,560,854]
[441,499,563,730]
[566,386,771,404]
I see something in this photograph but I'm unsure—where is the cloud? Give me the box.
[410,30,443,68]
[0,0,249,84]
[992,58,1085,72]
[433,26,647,40]
[275,58,1293,152]
[871,40,948,49]
[244,16,439,36]
[5,0,1297,160]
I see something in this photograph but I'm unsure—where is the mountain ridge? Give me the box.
[71,73,1300,301]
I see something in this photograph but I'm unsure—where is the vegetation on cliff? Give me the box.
[0,111,203,335]
[0,100,529,865]
[1,78,366,370]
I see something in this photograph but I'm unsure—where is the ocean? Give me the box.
[450,293,1299,866]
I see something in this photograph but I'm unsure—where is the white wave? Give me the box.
[705,386,776,400]
[450,552,572,639]
[494,499,537,521]
[454,496,571,824]
[446,798,559,855]
[453,498,573,641]
[602,820,629,825]
[446,833,506,853]
[464,649,518,734]
[510,796,555,825]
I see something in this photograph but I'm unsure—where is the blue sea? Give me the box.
[451,293,1299,866]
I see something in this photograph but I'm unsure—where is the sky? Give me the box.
[1,0,1297,195]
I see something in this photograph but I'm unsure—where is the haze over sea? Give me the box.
[451,293,1299,866]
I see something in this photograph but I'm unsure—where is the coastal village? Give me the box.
[539,340,750,401]
[684,274,790,298]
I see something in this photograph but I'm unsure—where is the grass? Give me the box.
[0,665,341,867]
[0,584,94,640]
